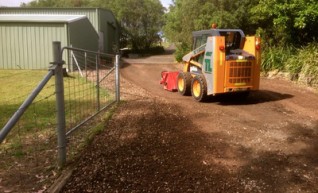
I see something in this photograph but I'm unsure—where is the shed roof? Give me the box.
[0,14,86,23]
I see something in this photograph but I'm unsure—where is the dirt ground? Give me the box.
[61,51,318,193]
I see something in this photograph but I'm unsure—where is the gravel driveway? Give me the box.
[62,53,318,193]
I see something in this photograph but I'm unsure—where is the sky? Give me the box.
[160,0,172,8]
[0,0,32,7]
[0,0,173,8]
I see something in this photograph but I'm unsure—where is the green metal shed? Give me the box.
[0,14,98,69]
[0,8,120,53]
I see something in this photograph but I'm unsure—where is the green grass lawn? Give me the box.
[0,70,56,128]
[0,69,113,156]
[0,70,56,154]
[0,69,116,192]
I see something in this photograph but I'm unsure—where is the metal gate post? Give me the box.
[85,52,88,83]
[115,54,120,102]
[52,41,66,167]
[96,53,100,111]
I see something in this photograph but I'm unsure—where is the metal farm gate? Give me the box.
[0,42,120,167]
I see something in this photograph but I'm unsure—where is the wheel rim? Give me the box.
[193,79,201,97]
[178,77,184,91]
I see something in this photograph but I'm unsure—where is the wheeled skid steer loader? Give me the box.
[177,26,261,102]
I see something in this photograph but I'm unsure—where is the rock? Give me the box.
[267,69,279,79]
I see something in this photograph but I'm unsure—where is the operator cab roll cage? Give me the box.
[192,29,245,55]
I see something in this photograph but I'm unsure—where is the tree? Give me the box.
[250,0,318,46]
[119,0,164,51]
[91,0,164,51]
[24,0,90,7]
[164,0,259,61]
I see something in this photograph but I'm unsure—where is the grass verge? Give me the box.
[262,43,318,88]
[0,69,116,192]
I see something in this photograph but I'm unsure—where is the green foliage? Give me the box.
[262,42,318,86]
[261,46,295,73]
[23,0,90,7]
[285,53,304,75]
[148,46,165,55]
[164,0,259,59]
[90,0,165,52]
[174,42,190,62]
[23,0,318,85]
[250,0,318,45]
[285,43,318,80]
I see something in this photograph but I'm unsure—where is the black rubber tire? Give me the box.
[177,72,192,96]
[191,75,208,102]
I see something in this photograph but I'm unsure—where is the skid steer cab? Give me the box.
[178,28,261,101]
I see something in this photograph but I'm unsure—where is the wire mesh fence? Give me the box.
[62,47,118,160]
[0,69,57,151]
[0,70,58,192]
[64,48,116,131]
[0,43,119,192]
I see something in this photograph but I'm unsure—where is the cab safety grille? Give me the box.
[228,62,252,84]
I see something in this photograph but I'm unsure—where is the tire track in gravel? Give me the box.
[62,55,318,193]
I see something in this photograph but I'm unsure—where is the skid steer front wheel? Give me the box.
[191,75,207,102]
[177,72,192,96]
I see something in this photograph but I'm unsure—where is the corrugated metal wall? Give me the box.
[99,9,119,53]
[0,8,120,53]
[69,18,99,52]
[0,8,100,30]
[0,23,68,69]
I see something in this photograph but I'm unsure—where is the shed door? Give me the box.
[107,23,116,53]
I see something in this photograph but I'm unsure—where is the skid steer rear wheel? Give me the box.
[191,75,207,102]
[177,72,192,96]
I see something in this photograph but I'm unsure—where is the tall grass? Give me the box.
[285,43,318,80]
[261,42,318,87]
[261,45,295,73]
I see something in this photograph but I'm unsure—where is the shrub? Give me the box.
[128,46,165,56]
[285,42,318,85]
[148,46,165,55]
[261,46,295,73]
[174,42,190,62]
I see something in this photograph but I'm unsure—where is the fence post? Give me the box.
[52,41,67,168]
[115,54,120,102]
[85,52,88,83]
[96,53,100,111]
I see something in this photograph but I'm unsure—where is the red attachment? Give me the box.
[160,71,179,92]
